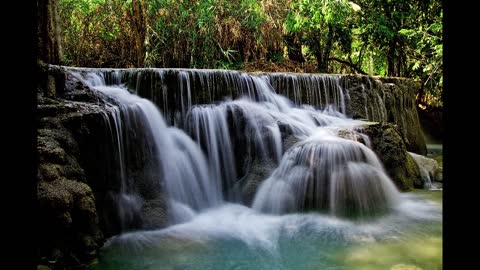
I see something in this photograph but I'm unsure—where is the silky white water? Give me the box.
[69,69,441,270]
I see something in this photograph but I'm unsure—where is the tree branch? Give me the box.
[328,57,368,75]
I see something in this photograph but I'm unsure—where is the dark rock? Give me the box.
[38,163,65,182]
[142,199,168,230]
[38,136,67,164]
[37,79,107,269]
[38,180,74,211]
[363,123,422,191]
[281,133,302,152]
[239,158,277,205]
[418,106,443,143]
[342,75,427,155]
[38,128,78,152]
[37,64,67,98]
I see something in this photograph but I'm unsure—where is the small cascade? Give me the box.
[66,68,357,125]
[99,104,143,232]
[408,152,443,190]
[265,73,347,114]
[185,104,238,200]
[252,129,400,218]
[182,75,361,204]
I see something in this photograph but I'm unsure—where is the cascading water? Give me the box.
[64,67,441,270]
[185,105,238,201]
[252,129,400,218]
[73,71,223,227]
[264,73,347,114]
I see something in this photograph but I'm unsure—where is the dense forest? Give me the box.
[50,0,442,106]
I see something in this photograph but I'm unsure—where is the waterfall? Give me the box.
[73,72,223,229]
[67,67,403,225]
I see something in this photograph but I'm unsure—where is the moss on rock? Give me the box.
[364,123,422,191]
[38,180,74,210]
[39,163,65,182]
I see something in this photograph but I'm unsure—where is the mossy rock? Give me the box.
[63,178,93,198]
[431,155,443,168]
[38,128,79,153]
[37,135,67,164]
[38,163,65,182]
[364,123,422,191]
[38,180,74,210]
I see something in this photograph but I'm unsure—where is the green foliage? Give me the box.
[284,0,357,72]
[399,11,443,106]
[59,0,138,67]
[58,0,442,105]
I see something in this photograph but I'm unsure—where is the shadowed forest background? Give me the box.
[44,0,442,107]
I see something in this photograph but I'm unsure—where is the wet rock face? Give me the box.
[37,95,105,269]
[342,75,427,155]
[363,123,422,191]
[37,67,169,270]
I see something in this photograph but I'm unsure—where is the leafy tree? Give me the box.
[399,3,442,107]
[285,0,358,72]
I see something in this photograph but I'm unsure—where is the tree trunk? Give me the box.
[131,0,146,67]
[37,0,62,64]
[285,34,305,63]
[387,40,396,76]
[316,53,328,73]
[314,26,334,73]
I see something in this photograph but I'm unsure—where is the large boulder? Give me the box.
[363,123,422,191]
